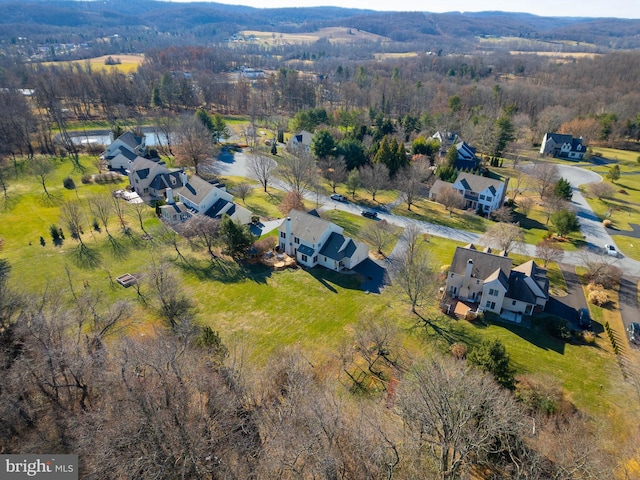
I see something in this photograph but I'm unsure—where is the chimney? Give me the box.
[166,187,174,204]
[180,171,188,186]
[285,216,292,255]
[462,259,473,290]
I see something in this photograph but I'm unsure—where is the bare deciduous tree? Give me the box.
[234,182,252,203]
[277,151,318,195]
[87,193,114,239]
[319,156,347,193]
[578,248,623,289]
[490,205,515,223]
[247,153,277,193]
[399,355,525,480]
[145,261,195,330]
[530,162,559,199]
[396,161,430,211]
[586,181,616,200]
[359,163,389,202]
[61,201,87,248]
[179,214,221,260]
[30,155,54,200]
[518,196,535,216]
[392,227,435,314]
[278,191,305,216]
[535,239,564,267]
[437,185,465,215]
[481,222,525,255]
[173,115,216,176]
[360,219,399,256]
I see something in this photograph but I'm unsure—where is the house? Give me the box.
[103,131,146,171]
[160,174,252,225]
[127,156,184,199]
[429,172,508,215]
[278,209,369,271]
[431,131,480,170]
[289,130,313,152]
[445,244,549,319]
[539,133,586,160]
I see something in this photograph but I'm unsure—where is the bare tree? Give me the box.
[518,196,535,216]
[490,205,515,223]
[586,181,616,200]
[437,185,465,215]
[234,182,252,203]
[392,228,435,314]
[480,222,524,255]
[278,191,305,216]
[359,162,389,202]
[247,153,277,193]
[399,355,525,480]
[179,214,221,260]
[173,115,216,176]
[130,201,150,237]
[535,239,564,267]
[30,155,54,200]
[158,222,189,264]
[145,261,194,330]
[530,162,560,199]
[87,193,114,240]
[360,219,399,256]
[111,196,129,233]
[578,248,623,289]
[61,201,87,248]
[277,151,318,195]
[319,156,347,193]
[541,194,569,226]
[396,161,430,211]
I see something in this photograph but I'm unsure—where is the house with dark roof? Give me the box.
[278,209,369,271]
[540,133,586,160]
[127,157,180,197]
[431,131,480,170]
[429,172,508,215]
[445,244,549,319]
[102,131,146,170]
[289,130,313,152]
[160,174,252,225]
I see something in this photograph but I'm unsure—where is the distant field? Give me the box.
[44,54,144,73]
[237,27,388,46]
[509,51,600,59]
[374,52,418,60]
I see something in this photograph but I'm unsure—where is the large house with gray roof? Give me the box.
[160,174,252,225]
[539,132,586,160]
[127,156,185,199]
[278,209,369,271]
[103,131,146,171]
[430,172,508,215]
[445,244,549,320]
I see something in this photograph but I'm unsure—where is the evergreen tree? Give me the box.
[554,177,573,200]
[468,339,516,390]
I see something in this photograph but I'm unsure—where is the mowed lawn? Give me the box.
[0,155,637,435]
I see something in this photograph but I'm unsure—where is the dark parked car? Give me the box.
[361,210,378,219]
[578,308,591,329]
[628,322,640,345]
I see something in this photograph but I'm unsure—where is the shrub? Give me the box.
[450,342,467,360]
[547,317,572,342]
[94,172,122,184]
[588,286,609,306]
[81,174,93,184]
[618,189,627,195]
[583,331,597,345]
[602,219,612,228]
[62,177,76,189]
[515,375,562,414]
[253,236,277,254]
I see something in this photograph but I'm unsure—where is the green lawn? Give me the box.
[0,153,637,439]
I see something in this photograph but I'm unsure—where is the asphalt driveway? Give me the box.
[546,263,589,327]
[619,276,639,346]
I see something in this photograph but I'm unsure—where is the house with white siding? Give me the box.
[430,172,508,215]
[278,209,369,271]
[540,133,586,160]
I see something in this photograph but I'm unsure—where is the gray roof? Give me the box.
[506,272,538,304]
[450,246,512,280]
[485,268,510,290]
[298,244,315,256]
[117,131,144,150]
[206,197,232,219]
[456,172,503,195]
[131,156,167,179]
[175,175,214,205]
[545,132,574,144]
[149,171,184,190]
[512,260,549,298]
[319,232,357,261]
[279,209,333,244]
[106,145,138,161]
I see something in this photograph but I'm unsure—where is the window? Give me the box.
[324,256,327,262]
[512,300,517,306]
[450,273,454,278]
[486,197,492,202]
[301,254,308,262]
[479,194,485,200]
[485,301,496,309]
[280,232,285,238]
[313,256,318,263]
[489,288,498,296]
[294,237,300,244]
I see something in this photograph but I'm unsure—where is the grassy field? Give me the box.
[0,153,638,447]
[43,54,144,73]
[236,27,388,46]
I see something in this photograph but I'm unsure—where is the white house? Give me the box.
[540,133,586,160]
[160,174,252,225]
[289,130,313,152]
[128,157,175,197]
[430,172,508,215]
[445,244,549,319]
[103,131,146,170]
[278,209,369,271]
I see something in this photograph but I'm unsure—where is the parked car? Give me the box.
[330,193,347,202]
[361,210,378,219]
[604,244,619,257]
[578,308,591,329]
[628,322,640,345]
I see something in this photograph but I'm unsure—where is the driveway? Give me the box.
[546,263,589,327]
[619,276,639,346]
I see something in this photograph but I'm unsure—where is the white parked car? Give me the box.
[604,244,619,257]
[330,193,348,202]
